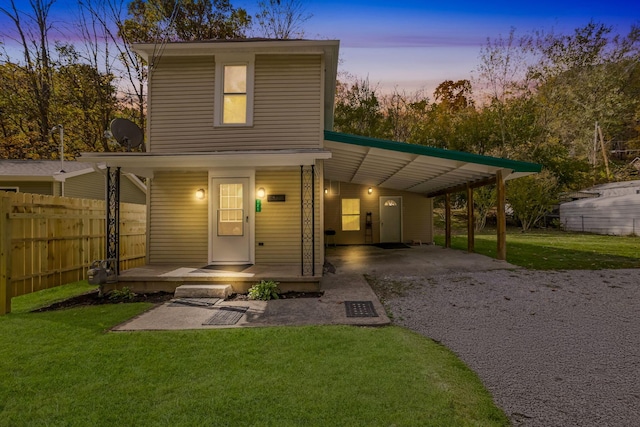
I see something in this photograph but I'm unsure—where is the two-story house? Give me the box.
[79,38,540,294]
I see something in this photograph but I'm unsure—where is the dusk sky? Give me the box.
[2,0,639,96]
[260,0,640,95]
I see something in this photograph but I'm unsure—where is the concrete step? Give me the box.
[174,284,232,299]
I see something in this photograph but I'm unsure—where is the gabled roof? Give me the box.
[323,131,542,197]
[0,159,147,192]
[0,160,94,181]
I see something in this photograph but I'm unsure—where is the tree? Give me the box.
[333,76,387,138]
[528,22,640,180]
[254,0,312,39]
[507,171,559,232]
[384,90,430,143]
[476,29,536,157]
[0,0,56,156]
[433,79,474,112]
[79,0,149,148]
[55,44,119,154]
[121,0,250,43]
[473,185,496,231]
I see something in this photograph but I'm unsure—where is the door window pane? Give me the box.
[218,183,244,236]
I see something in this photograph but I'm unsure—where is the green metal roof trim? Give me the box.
[324,131,542,173]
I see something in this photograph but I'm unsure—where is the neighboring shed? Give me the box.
[0,160,146,204]
[559,180,640,236]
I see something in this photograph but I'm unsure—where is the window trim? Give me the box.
[0,187,18,192]
[214,54,255,127]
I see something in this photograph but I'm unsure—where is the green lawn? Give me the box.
[0,284,508,427]
[434,229,640,270]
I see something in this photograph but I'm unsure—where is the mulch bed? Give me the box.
[33,291,174,312]
[228,291,324,301]
[34,290,324,312]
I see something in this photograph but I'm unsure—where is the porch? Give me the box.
[115,263,322,294]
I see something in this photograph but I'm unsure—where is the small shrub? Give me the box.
[108,287,137,301]
[248,280,279,300]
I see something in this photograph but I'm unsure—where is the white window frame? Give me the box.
[214,54,255,127]
[0,187,18,192]
[341,198,361,231]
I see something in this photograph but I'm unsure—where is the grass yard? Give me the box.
[434,228,640,270]
[0,283,508,427]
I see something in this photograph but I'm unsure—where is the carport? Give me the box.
[323,131,542,260]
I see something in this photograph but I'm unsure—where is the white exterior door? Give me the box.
[379,196,402,243]
[210,177,251,264]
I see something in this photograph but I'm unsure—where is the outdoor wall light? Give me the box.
[195,189,206,200]
[368,187,373,194]
[324,187,328,194]
[257,187,266,198]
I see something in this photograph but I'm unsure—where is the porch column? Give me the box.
[106,167,120,276]
[466,183,474,253]
[445,193,451,248]
[300,165,315,276]
[496,170,507,261]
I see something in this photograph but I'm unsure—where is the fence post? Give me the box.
[1,194,12,315]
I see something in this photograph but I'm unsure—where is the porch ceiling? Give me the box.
[323,131,542,197]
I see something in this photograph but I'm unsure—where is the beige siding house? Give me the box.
[79,39,540,292]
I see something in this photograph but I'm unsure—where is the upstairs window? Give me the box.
[223,65,247,124]
[214,55,254,127]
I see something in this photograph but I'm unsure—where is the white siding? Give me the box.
[148,171,208,264]
[560,195,640,236]
[149,54,323,152]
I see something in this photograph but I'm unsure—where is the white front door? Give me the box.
[380,196,402,243]
[210,177,251,264]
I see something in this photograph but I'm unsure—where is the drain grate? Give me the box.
[345,301,378,317]
[169,298,220,308]
[202,306,249,325]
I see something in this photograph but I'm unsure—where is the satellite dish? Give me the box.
[110,118,143,151]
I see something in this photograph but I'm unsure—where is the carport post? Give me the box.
[445,193,451,248]
[496,170,506,261]
[466,183,474,253]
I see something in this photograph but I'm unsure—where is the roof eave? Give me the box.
[324,131,542,174]
[132,39,340,61]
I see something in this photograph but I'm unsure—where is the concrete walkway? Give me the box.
[113,244,513,331]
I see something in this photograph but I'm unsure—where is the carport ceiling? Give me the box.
[323,131,542,197]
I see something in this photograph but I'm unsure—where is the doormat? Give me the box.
[169,298,220,308]
[201,264,252,272]
[374,242,410,249]
[202,306,249,325]
[345,301,379,317]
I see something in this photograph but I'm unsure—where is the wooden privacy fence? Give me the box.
[1,192,146,314]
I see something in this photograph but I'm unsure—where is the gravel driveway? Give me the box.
[379,268,640,426]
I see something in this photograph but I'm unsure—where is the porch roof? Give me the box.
[78,149,332,178]
[323,131,542,197]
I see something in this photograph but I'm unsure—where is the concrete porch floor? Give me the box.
[116,263,322,294]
